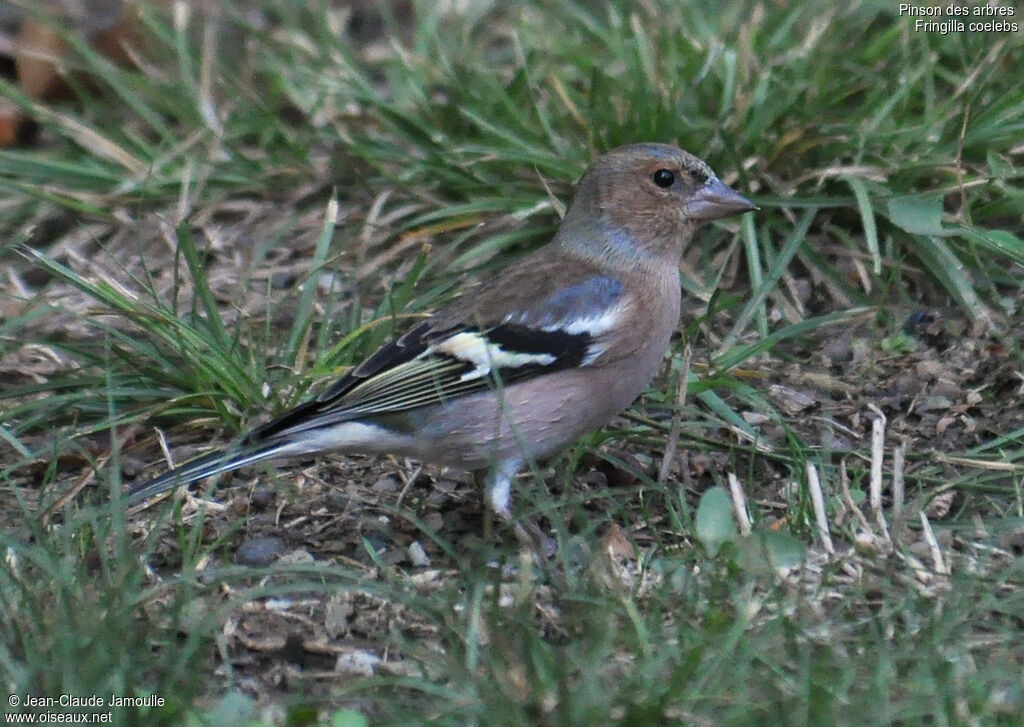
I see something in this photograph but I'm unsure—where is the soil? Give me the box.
[4,184,1023,707]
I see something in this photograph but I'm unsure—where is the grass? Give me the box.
[2,0,1024,724]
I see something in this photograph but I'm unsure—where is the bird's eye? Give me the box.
[652,169,675,188]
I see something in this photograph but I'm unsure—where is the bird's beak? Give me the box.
[684,178,757,221]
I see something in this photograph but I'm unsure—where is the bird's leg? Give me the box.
[483,461,556,558]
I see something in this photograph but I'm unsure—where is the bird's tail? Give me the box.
[127,438,297,507]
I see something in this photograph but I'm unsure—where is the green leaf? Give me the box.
[725,207,814,346]
[986,150,1015,178]
[961,227,1024,266]
[736,531,807,575]
[713,307,872,372]
[332,709,371,727]
[914,235,987,319]
[177,222,233,353]
[886,195,944,236]
[285,193,338,364]
[695,486,738,556]
[194,691,254,727]
[844,176,881,273]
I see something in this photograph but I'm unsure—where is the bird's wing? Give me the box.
[246,268,627,443]
[128,259,628,505]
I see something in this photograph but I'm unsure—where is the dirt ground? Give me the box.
[5,187,1024,701]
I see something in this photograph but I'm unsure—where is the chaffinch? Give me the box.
[128,143,754,546]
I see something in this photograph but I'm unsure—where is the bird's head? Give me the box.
[558,143,755,267]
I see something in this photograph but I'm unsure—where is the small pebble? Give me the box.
[270,271,296,289]
[408,541,430,567]
[235,536,286,566]
[250,487,276,510]
[325,489,350,510]
[433,478,460,493]
[277,549,315,566]
[363,531,389,553]
[371,475,400,493]
[422,511,444,532]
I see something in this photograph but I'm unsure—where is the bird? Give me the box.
[128,143,755,549]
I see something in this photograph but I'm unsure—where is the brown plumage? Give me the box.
[129,143,754,550]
